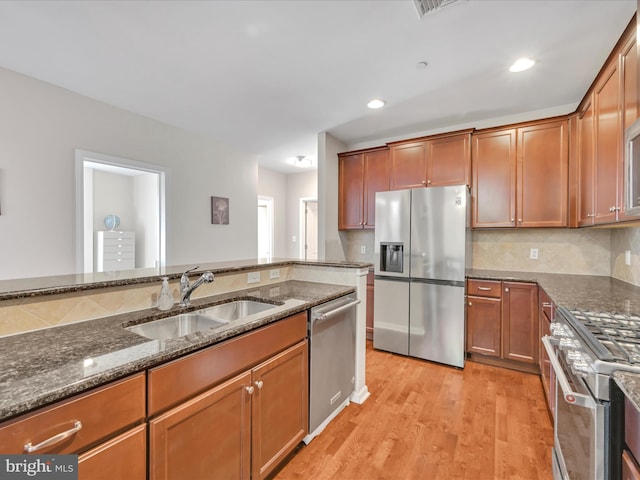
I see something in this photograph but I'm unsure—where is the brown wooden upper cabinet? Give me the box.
[388,130,472,190]
[472,119,568,228]
[577,21,637,226]
[338,147,389,230]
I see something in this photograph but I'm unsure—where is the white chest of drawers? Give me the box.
[95,231,136,272]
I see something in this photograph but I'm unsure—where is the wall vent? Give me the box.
[413,0,459,18]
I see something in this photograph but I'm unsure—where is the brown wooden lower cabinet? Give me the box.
[623,450,640,480]
[150,371,253,480]
[366,270,374,341]
[466,295,501,357]
[149,340,308,480]
[502,282,539,364]
[78,424,147,480]
[466,279,539,372]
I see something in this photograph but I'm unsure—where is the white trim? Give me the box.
[257,195,274,260]
[74,149,169,274]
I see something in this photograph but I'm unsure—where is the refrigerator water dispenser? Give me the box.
[380,242,404,273]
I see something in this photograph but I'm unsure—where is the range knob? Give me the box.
[570,360,591,378]
[559,338,579,350]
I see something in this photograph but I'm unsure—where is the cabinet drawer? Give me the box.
[78,424,146,480]
[0,373,145,454]
[100,231,135,240]
[102,243,135,252]
[101,259,135,270]
[467,279,501,298]
[148,312,308,416]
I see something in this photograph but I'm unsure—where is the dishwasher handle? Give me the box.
[313,299,360,324]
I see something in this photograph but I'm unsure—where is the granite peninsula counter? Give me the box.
[0,279,356,422]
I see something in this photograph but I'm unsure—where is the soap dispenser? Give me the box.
[157,277,174,311]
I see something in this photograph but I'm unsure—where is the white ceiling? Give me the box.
[0,0,635,173]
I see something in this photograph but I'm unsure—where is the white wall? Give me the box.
[317,131,346,261]
[0,66,258,280]
[133,172,160,268]
[93,171,135,232]
[257,167,287,258]
[286,171,317,258]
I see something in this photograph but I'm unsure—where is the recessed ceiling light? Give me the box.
[367,99,386,109]
[509,57,535,73]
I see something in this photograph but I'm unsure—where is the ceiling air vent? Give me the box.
[413,0,459,18]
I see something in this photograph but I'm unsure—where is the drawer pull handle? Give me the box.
[24,420,82,453]
[542,302,553,308]
[254,380,264,389]
[477,286,492,291]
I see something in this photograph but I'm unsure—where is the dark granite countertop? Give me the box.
[0,258,371,301]
[467,269,640,315]
[614,371,640,412]
[0,280,355,423]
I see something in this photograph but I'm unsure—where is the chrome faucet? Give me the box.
[178,267,214,307]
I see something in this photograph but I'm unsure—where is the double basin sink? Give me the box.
[126,299,278,341]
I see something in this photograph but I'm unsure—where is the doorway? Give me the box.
[300,199,318,260]
[258,196,274,260]
[75,150,168,274]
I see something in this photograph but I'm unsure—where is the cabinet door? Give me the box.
[619,30,638,223]
[594,60,622,223]
[149,371,252,480]
[623,450,640,480]
[517,120,568,227]
[390,141,427,190]
[502,282,539,365]
[251,340,308,480]
[338,153,364,229]
[426,133,471,186]
[578,95,596,226]
[472,129,517,227]
[539,288,555,419]
[78,424,146,480]
[363,149,390,228]
[466,295,501,357]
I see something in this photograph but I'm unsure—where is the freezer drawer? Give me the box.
[409,281,466,368]
[373,278,409,355]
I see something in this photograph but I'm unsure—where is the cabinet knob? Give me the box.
[510,218,515,223]
[245,386,255,395]
[468,301,472,306]
[427,179,432,185]
[504,288,509,293]
[254,380,264,389]
[421,180,427,185]
[518,219,522,223]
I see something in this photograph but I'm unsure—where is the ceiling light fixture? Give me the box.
[509,57,535,73]
[367,99,386,109]
[292,155,313,168]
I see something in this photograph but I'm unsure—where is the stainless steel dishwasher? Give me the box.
[304,294,360,444]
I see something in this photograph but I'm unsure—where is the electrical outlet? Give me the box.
[626,250,632,266]
[529,248,538,260]
[360,245,366,254]
[247,271,260,284]
[270,269,280,279]
[269,287,280,297]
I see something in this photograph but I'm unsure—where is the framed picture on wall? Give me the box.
[211,196,229,225]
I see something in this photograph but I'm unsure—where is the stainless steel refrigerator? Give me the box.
[373,185,472,368]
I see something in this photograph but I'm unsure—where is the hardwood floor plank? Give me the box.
[274,342,553,480]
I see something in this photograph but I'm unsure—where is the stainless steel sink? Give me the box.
[200,300,276,321]
[126,313,229,340]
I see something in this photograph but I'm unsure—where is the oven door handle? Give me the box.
[542,336,596,410]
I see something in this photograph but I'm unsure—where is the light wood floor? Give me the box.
[274,342,553,480]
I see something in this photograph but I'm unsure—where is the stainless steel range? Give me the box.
[543,306,640,480]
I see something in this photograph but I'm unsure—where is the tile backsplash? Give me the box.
[341,227,640,282]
